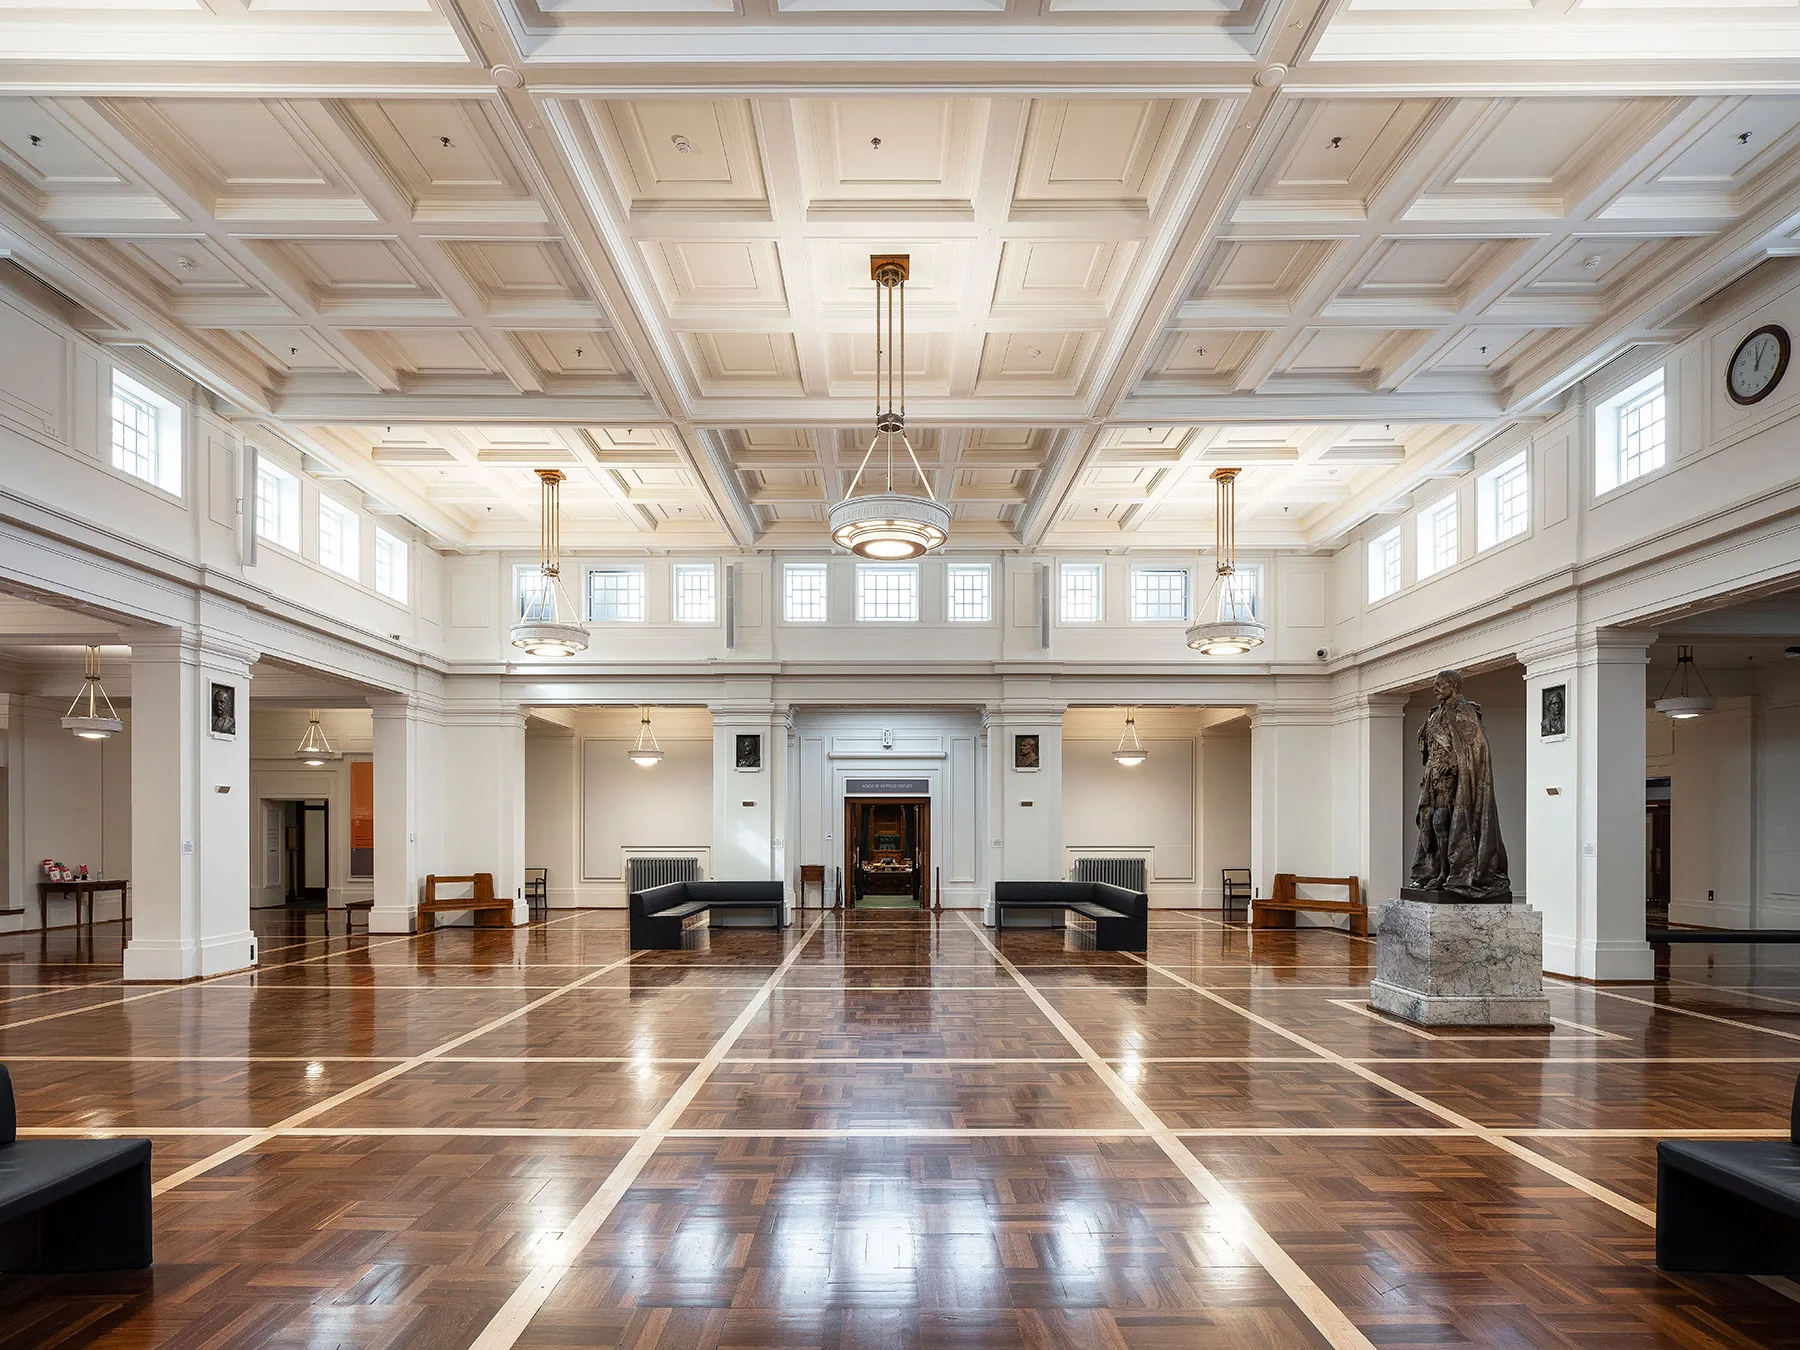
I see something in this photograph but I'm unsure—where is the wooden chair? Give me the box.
[798,865,825,910]
[418,874,515,932]
[343,897,373,934]
[1220,868,1252,921]
[523,868,548,920]
[1254,874,1368,938]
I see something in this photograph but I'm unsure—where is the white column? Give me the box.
[1332,693,1407,926]
[1248,705,1336,901]
[710,703,781,882]
[437,699,527,925]
[1524,630,1655,981]
[123,630,256,981]
[369,694,441,933]
[981,703,1066,922]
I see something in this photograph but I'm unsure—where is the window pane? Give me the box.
[1130,568,1188,621]
[1220,570,1257,621]
[674,564,716,623]
[587,569,645,622]
[1368,529,1401,603]
[856,565,918,621]
[518,567,555,621]
[1617,381,1666,484]
[1060,564,1102,622]
[784,565,828,622]
[947,565,991,622]
[1418,499,1458,578]
[319,498,358,579]
[255,461,300,551]
[374,530,408,603]
[1494,459,1528,543]
[111,387,157,482]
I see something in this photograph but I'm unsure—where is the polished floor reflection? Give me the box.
[1,907,1798,1347]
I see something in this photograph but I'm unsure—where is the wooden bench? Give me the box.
[418,873,516,932]
[1253,874,1368,938]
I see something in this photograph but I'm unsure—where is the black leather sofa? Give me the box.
[1656,1073,1800,1274]
[0,1064,152,1272]
[629,880,787,950]
[990,880,1148,951]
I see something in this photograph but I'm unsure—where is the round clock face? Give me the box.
[1729,324,1790,405]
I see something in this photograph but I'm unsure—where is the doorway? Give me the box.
[1646,777,1670,927]
[273,799,329,907]
[844,796,930,907]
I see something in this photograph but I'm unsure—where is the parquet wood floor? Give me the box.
[0,909,1797,1347]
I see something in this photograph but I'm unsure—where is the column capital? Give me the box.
[1248,702,1334,730]
[1330,692,1409,723]
[369,691,445,723]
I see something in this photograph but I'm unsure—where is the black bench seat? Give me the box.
[990,881,1147,952]
[0,1066,152,1272]
[1657,1074,1800,1274]
[630,881,787,950]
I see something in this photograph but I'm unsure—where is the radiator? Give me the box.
[1071,856,1147,891]
[627,856,702,891]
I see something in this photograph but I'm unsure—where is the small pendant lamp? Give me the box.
[1654,645,1716,721]
[828,254,950,560]
[1186,467,1267,657]
[1113,707,1148,767]
[62,645,123,740]
[509,468,589,659]
[296,710,336,766]
[628,708,664,767]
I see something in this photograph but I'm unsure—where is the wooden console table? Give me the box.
[36,879,129,933]
[1254,874,1367,938]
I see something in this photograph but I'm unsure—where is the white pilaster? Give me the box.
[1524,629,1655,981]
[982,703,1066,920]
[1248,704,1337,900]
[1332,693,1408,926]
[437,699,528,925]
[369,694,441,933]
[709,703,782,882]
[123,629,257,982]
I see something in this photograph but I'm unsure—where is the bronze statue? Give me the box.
[1409,669,1511,902]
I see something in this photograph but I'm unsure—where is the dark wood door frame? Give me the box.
[843,796,930,908]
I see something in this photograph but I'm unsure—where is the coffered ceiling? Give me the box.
[2,0,1800,554]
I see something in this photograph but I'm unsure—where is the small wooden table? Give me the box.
[36,879,129,934]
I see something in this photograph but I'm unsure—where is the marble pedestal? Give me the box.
[1370,898,1551,1027]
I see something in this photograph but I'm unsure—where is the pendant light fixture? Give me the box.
[1654,644,1716,721]
[295,710,337,766]
[1113,707,1148,767]
[1186,467,1267,657]
[62,645,122,740]
[510,468,589,659]
[829,254,950,560]
[628,707,664,767]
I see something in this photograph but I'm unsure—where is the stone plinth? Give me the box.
[1370,898,1551,1027]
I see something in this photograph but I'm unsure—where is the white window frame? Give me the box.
[1059,562,1103,624]
[1130,566,1190,623]
[1477,452,1529,552]
[673,563,718,625]
[855,563,920,622]
[783,563,829,623]
[1595,368,1667,496]
[1219,566,1260,622]
[515,564,556,622]
[1368,527,1402,605]
[1415,496,1459,580]
[585,567,646,623]
[946,563,992,623]
[317,495,360,581]
[374,528,408,604]
[254,456,301,553]
[109,370,182,497]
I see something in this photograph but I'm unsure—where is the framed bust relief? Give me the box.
[1013,733,1041,771]
[209,682,237,739]
[1540,684,1568,740]
[735,732,762,771]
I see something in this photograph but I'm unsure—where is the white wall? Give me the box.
[1200,723,1252,903]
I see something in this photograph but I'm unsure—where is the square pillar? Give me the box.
[982,704,1065,922]
[710,703,783,883]
[437,700,527,925]
[1248,705,1336,902]
[1333,693,1407,927]
[1523,630,1655,981]
[123,630,256,982]
[369,694,442,933]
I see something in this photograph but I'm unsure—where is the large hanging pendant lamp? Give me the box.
[1654,644,1716,721]
[510,468,588,659]
[1186,467,1267,657]
[829,254,950,560]
[628,708,664,767]
[296,710,337,766]
[62,645,123,740]
[1113,707,1148,767]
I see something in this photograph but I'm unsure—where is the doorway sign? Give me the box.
[845,778,930,795]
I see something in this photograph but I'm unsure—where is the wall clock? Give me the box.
[1727,323,1790,406]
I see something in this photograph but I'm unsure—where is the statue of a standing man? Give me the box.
[1409,669,1512,902]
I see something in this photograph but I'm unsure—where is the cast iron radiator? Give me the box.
[1070,857,1147,891]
